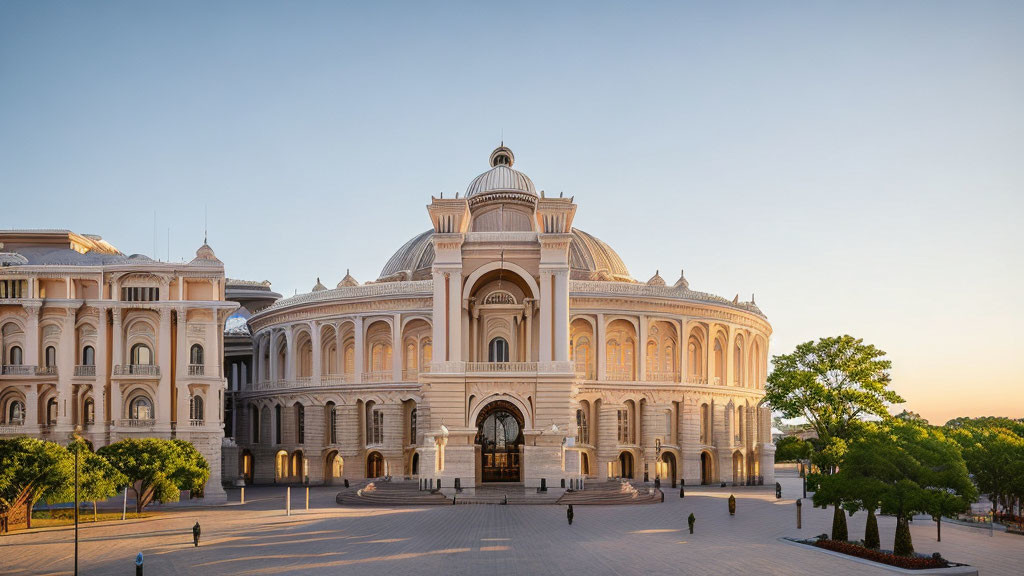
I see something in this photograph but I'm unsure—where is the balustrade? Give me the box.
[188,364,205,376]
[644,371,680,383]
[465,362,538,374]
[113,364,160,376]
[118,418,155,428]
[361,371,393,383]
[36,366,57,376]
[189,419,204,427]
[74,365,96,377]
[1,365,34,376]
[605,367,635,381]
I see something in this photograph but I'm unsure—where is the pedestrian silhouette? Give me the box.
[688,512,695,534]
[567,504,574,526]
[192,521,201,547]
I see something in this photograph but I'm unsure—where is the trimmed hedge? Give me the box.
[814,539,949,570]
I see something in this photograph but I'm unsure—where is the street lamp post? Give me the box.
[72,426,82,576]
[654,439,662,487]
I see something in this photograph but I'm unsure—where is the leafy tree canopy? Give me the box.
[97,438,209,512]
[0,437,73,512]
[945,418,1024,512]
[55,437,127,504]
[774,436,813,462]
[765,335,903,445]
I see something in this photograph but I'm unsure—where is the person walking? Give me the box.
[192,521,201,547]
[687,513,695,534]
[567,504,574,526]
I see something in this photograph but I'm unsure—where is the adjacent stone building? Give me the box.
[0,230,236,501]
[238,147,775,492]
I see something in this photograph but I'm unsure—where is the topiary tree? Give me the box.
[831,504,848,541]
[863,508,880,549]
[98,439,209,513]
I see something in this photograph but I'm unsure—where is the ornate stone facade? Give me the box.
[238,147,775,493]
[0,230,237,502]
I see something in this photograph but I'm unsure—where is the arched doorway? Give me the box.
[733,451,744,485]
[580,452,590,476]
[660,452,677,483]
[700,451,713,485]
[475,400,524,482]
[411,452,420,476]
[241,450,254,485]
[619,451,634,479]
[366,451,385,478]
[325,451,343,484]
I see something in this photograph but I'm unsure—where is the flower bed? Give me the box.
[813,539,950,570]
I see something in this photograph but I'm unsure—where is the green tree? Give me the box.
[98,439,209,513]
[0,438,74,528]
[63,437,127,521]
[947,419,1024,516]
[774,436,812,462]
[765,335,903,451]
[813,420,975,555]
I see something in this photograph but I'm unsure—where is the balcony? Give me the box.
[189,419,204,427]
[36,366,58,376]
[682,376,708,385]
[645,371,680,383]
[113,364,160,377]
[1,365,35,376]
[465,361,539,375]
[361,371,393,383]
[321,374,351,386]
[118,418,155,428]
[401,369,421,381]
[74,365,96,377]
[187,364,205,376]
[0,422,25,435]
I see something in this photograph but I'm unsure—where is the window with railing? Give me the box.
[6,400,25,425]
[121,287,160,302]
[130,344,153,365]
[0,280,27,299]
[46,398,58,426]
[84,398,95,425]
[410,408,417,444]
[369,409,384,445]
[82,346,94,366]
[488,337,509,363]
[129,395,153,421]
[328,404,337,444]
[296,404,305,444]
[576,409,589,444]
[8,345,22,366]
[190,395,204,422]
[45,346,56,368]
[617,408,632,444]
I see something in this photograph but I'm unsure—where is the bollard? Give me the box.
[728,494,736,516]
[561,478,566,489]
[306,487,309,510]
[796,499,802,529]
[240,487,245,505]
[775,482,782,499]
[344,478,349,488]
[286,487,291,516]
[680,486,685,498]
[135,552,144,576]
[540,478,547,492]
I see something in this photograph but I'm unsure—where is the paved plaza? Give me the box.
[2,472,1021,576]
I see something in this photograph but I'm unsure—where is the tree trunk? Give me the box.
[936,516,941,542]
[93,501,97,523]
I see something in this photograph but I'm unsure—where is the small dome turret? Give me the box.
[465,145,537,198]
[337,269,359,288]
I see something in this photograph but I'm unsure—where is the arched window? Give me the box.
[82,346,95,366]
[46,398,58,425]
[328,403,338,444]
[646,340,657,372]
[405,343,416,371]
[7,400,25,424]
[700,404,710,444]
[45,346,56,368]
[250,405,260,444]
[410,408,417,443]
[344,344,355,375]
[617,407,632,444]
[421,341,432,366]
[130,344,153,365]
[275,450,288,479]
[295,404,305,444]
[9,345,23,365]
[190,344,204,365]
[274,405,282,444]
[574,337,591,378]
[129,395,153,420]
[190,395,204,421]
[576,409,589,444]
[83,398,95,424]
[488,337,509,363]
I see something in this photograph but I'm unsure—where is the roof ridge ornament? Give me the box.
[673,269,689,290]
[489,145,515,167]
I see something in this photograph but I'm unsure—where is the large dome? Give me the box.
[465,146,536,198]
[378,228,632,282]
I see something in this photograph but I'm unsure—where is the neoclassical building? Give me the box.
[239,146,774,492]
[0,230,236,501]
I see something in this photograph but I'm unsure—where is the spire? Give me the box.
[337,269,359,288]
[646,270,666,287]
[673,269,689,290]
[312,277,327,292]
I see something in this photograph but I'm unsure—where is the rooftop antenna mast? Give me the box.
[204,205,208,245]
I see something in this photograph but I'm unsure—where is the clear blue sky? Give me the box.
[2,1,1022,424]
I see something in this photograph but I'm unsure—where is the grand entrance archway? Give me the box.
[475,400,524,483]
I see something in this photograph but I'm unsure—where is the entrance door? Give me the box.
[476,401,524,482]
[619,451,634,479]
[700,452,712,485]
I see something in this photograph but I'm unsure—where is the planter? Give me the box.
[781,538,977,575]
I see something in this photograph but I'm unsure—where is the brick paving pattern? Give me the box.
[1,471,1021,575]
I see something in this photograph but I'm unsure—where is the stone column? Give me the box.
[596,313,606,381]
[706,323,715,384]
[353,317,364,382]
[111,308,123,368]
[553,270,569,362]
[538,271,552,363]
[175,308,189,427]
[94,307,108,426]
[725,328,735,386]
[524,300,533,362]
[157,308,173,428]
[431,272,447,363]
[311,321,322,383]
[638,315,648,382]
[24,305,40,367]
[392,314,402,381]
[447,272,462,362]
[25,384,40,430]
[284,327,295,381]
[268,331,278,382]
[679,319,688,381]
[56,308,75,431]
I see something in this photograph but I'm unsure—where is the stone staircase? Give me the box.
[336,480,662,507]
[556,481,663,505]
